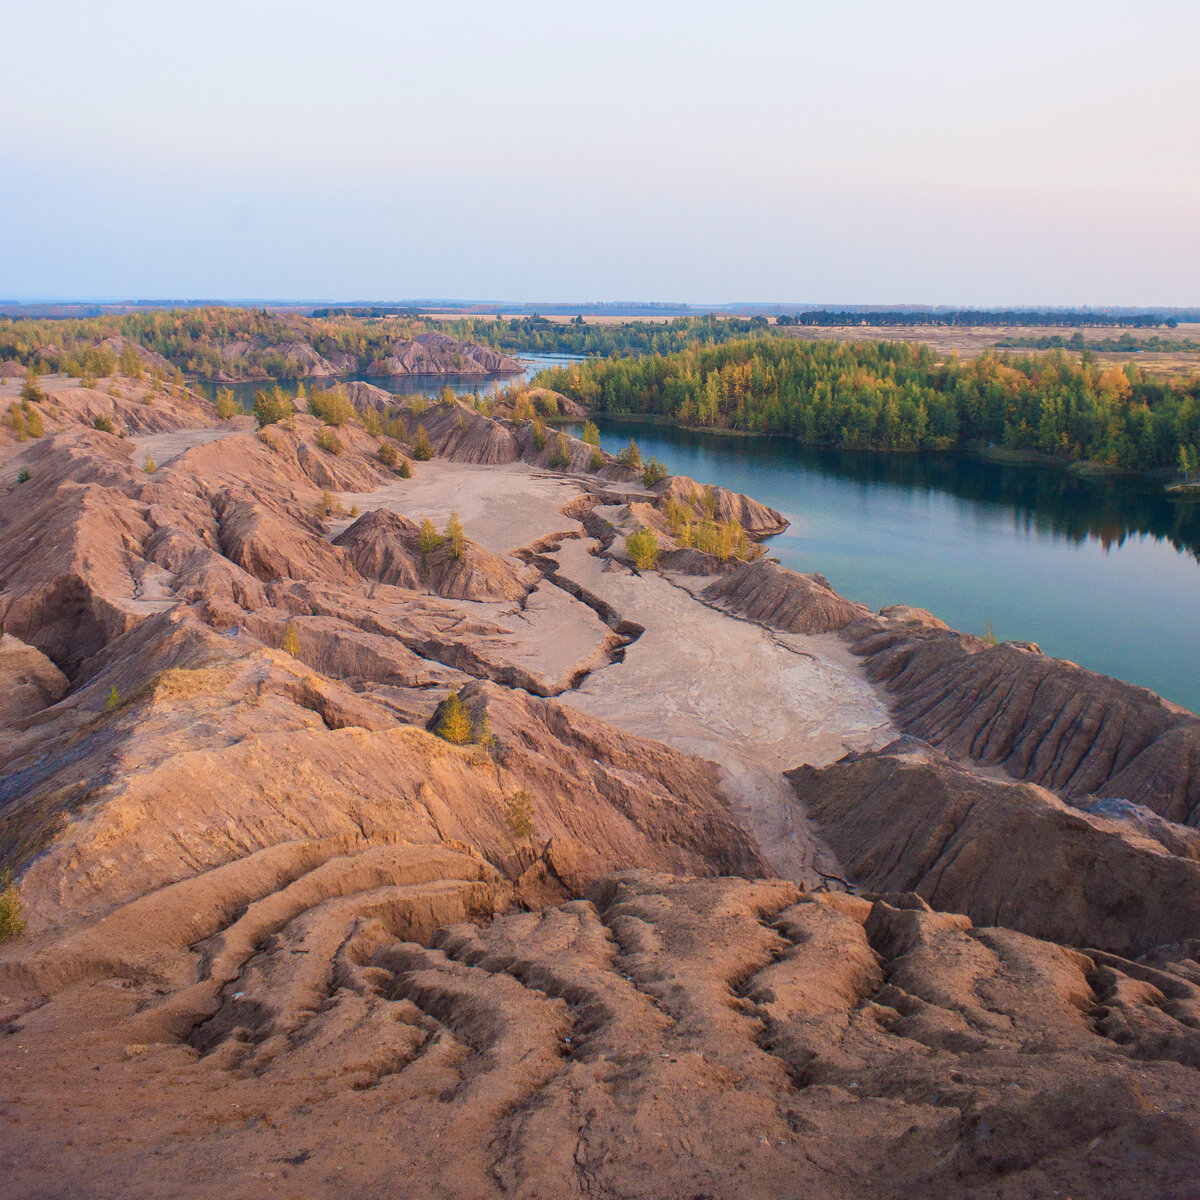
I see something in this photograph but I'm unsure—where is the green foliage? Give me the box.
[436,690,473,744]
[308,387,355,426]
[581,419,601,446]
[445,511,466,560]
[144,453,157,473]
[281,622,302,657]
[981,619,998,646]
[619,438,642,469]
[418,516,444,554]
[93,414,117,434]
[642,455,668,486]
[315,426,342,455]
[214,388,238,419]
[532,419,547,452]
[118,343,143,379]
[626,526,660,570]
[397,456,412,478]
[105,685,122,710]
[24,402,44,438]
[253,387,291,428]
[0,869,26,942]
[504,788,536,845]
[413,424,433,460]
[534,336,1200,473]
[20,369,42,403]
[440,385,456,407]
[378,440,400,468]
[16,467,30,484]
[473,708,497,750]
[589,449,605,472]
[548,433,571,470]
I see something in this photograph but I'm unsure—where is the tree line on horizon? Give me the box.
[533,336,1200,475]
[775,310,1178,329]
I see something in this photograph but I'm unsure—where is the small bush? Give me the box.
[0,870,26,942]
[20,369,42,404]
[436,690,473,744]
[281,622,302,657]
[619,438,642,470]
[378,440,399,468]
[581,420,600,446]
[548,433,570,470]
[253,387,291,428]
[982,619,998,646]
[589,449,605,472]
[309,387,355,427]
[214,388,238,419]
[93,414,117,434]
[532,420,547,452]
[144,453,157,473]
[105,684,122,710]
[626,526,660,570]
[315,427,342,455]
[397,457,412,478]
[414,425,433,461]
[24,402,44,438]
[642,456,668,487]
[505,788,536,846]
[16,467,30,483]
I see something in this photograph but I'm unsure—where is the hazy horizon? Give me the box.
[4,0,1197,305]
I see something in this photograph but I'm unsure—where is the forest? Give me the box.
[775,309,1177,328]
[0,309,773,378]
[533,337,1200,474]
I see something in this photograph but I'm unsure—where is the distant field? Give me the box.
[774,323,1200,377]
[420,313,1200,377]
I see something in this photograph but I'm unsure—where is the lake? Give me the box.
[194,353,579,410]
[571,417,1200,715]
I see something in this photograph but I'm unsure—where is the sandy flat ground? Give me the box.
[337,460,585,559]
[550,539,895,884]
[132,421,251,466]
[340,460,897,885]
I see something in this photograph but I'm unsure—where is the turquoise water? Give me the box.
[574,418,1200,714]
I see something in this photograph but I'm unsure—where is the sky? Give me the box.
[2,0,1197,305]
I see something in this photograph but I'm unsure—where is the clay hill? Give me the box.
[0,370,1198,1199]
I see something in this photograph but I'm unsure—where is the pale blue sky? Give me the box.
[2,0,1197,304]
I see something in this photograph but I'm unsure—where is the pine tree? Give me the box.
[504,788,536,850]
[281,622,302,657]
[582,419,600,446]
[214,388,238,419]
[437,691,473,744]
[418,516,444,554]
[626,526,659,570]
[446,512,466,559]
[20,369,42,404]
[473,708,497,749]
[414,424,433,460]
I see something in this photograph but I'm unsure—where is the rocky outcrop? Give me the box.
[788,738,1200,957]
[703,559,871,633]
[408,399,519,464]
[334,508,535,601]
[0,634,69,723]
[653,474,790,536]
[844,606,1200,823]
[370,333,524,377]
